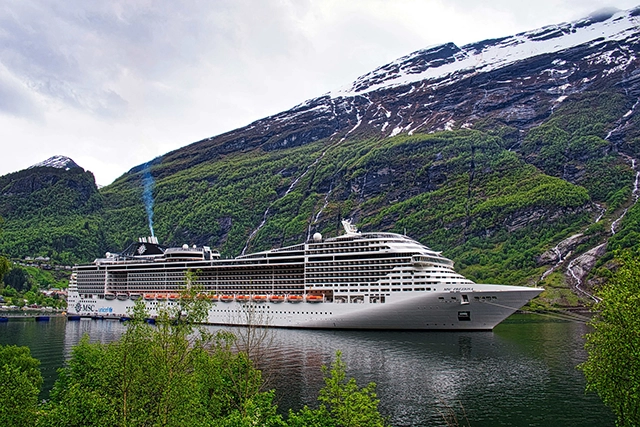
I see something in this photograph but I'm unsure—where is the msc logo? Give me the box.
[74,303,96,313]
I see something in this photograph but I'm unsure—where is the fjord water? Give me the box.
[0,315,613,426]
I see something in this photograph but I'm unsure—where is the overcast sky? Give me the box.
[1,0,638,186]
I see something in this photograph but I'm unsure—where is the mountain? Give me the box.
[154,6,640,172]
[3,7,640,307]
[0,158,104,264]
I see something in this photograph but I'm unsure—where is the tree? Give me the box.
[288,350,387,427]
[579,253,640,426]
[30,275,388,426]
[319,351,387,427]
[286,405,335,427]
[3,267,30,292]
[39,289,284,427]
[0,256,9,285]
[0,345,43,427]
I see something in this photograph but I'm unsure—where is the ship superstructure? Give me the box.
[67,221,542,330]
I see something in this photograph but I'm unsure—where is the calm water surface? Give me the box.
[0,314,614,427]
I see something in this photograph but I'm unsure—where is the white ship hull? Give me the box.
[67,285,541,330]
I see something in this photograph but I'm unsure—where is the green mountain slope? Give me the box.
[96,98,633,301]
[0,166,105,264]
[1,98,638,310]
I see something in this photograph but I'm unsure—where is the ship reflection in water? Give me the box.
[0,314,613,427]
[245,316,613,427]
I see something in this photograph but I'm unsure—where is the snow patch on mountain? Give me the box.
[331,7,640,98]
[29,155,80,171]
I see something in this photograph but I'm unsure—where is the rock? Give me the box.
[566,243,607,284]
[538,233,589,265]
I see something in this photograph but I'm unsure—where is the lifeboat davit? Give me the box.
[287,295,303,303]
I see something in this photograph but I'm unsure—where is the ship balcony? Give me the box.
[412,255,433,267]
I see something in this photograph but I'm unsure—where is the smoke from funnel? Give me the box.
[142,162,155,237]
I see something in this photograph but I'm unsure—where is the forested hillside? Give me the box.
[0,165,105,264]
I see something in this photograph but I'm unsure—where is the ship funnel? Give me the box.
[138,236,159,244]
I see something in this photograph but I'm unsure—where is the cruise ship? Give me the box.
[66,221,542,330]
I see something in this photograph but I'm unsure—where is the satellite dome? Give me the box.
[313,232,322,242]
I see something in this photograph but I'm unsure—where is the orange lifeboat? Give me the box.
[306,295,324,303]
[269,295,285,303]
[156,293,167,301]
[287,295,303,303]
[207,294,219,301]
[252,295,267,302]
[168,294,180,301]
[220,295,234,303]
[144,293,155,301]
[236,295,251,302]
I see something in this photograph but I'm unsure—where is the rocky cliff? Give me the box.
[0,157,104,263]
